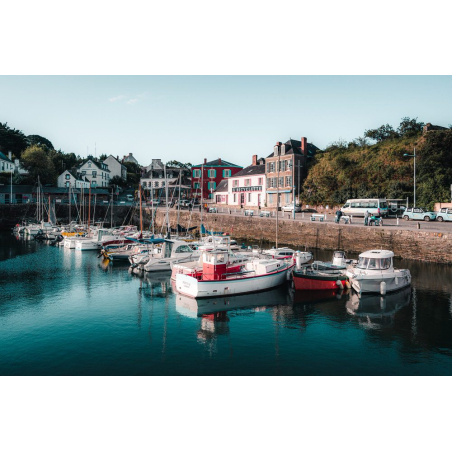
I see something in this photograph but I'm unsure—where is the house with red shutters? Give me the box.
[191,158,242,200]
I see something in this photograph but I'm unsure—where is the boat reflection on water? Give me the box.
[346,286,412,328]
[289,287,349,304]
[173,282,289,343]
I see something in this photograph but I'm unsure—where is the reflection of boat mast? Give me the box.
[411,287,417,340]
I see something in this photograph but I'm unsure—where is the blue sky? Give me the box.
[1,76,451,167]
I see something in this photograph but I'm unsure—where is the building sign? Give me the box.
[232,186,262,192]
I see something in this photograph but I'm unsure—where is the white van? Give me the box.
[341,199,388,218]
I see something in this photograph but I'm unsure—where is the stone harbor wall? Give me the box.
[2,205,451,264]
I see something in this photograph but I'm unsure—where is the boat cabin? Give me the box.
[202,250,229,280]
[162,240,196,258]
[357,250,394,271]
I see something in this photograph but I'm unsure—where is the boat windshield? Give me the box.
[357,257,392,270]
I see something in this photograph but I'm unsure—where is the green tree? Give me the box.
[166,160,192,169]
[109,175,127,188]
[365,124,399,142]
[27,134,54,150]
[0,122,28,158]
[20,145,57,184]
[397,117,424,137]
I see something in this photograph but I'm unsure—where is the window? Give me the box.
[193,169,201,178]
[175,245,192,253]
[267,162,275,173]
[65,181,69,188]
[245,179,251,186]
[233,194,236,202]
[92,171,97,178]
[194,182,200,189]
[285,193,290,203]
[65,174,70,180]
[88,162,92,167]
[248,193,251,202]
[278,177,284,187]
[268,194,274,204]
[285,176,292,187]
[208,181,216,190]
[208,169,216,178]
[223,169,231,178]
[82,171,86,176]
[155,182,159,188]
[258,177,263,185]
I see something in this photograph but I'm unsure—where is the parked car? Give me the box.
[436,207,452,222]
[403,207,436,221]
[281,204,301,212]
[126,194,134,202]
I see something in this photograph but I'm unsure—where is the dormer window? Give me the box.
[274,145,279,156]
[281,145,286,155]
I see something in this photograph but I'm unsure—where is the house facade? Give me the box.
[123,152,139,165]
[0,151,14,173]
[191,158,242,200]
[265,137,316,208]
[104,155,127,180]
[77,158,111,188]
[215,155,266,207]
[57,170,90,189]
[140,167,191,199]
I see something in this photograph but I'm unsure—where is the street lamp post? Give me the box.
[403,147,416,207]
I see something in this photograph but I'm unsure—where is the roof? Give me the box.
[359,250,394,259]
[78,159,111,172]
[105,155,127,170]
[63,169,89,182]
[231,164,265,178]
[0,151,12,162]
[266,139,318,159]
[214,179,229,193]
[193,159,242,168]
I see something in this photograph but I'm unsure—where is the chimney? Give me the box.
[218,158,222,165]
[129,152,132,157]
[252,154,257,166]
[301,137,308,156]
[204,158,207,164]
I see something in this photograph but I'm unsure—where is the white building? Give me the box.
[103,155,127,180]
[57,170,90,189]
[144,158,164,173]
[214,155,266,207]
[0,151,14,173]
[77,159,111,188]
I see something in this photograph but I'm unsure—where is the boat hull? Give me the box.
[346,269,411,294]
[293,271,348,291]
[175,264,293,298]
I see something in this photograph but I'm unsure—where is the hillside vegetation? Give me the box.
[301,119,452,210]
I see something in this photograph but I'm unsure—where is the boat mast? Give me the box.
[111,187,113,228]
[151,176,155,236]
[48,196,51,223]
[139,184,143,236]
[88,185,91,229]
[68,184,71,225]
[200,164,203,239]
[164,164,169,237]
[177,169,181,234]
[276,152,280,248]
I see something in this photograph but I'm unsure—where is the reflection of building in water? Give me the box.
[197,313,230,343]
[346,287,411,328]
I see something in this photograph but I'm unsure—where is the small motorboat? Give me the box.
[311,250,348,271]
[346,250,411,296]
[175,249,294,299]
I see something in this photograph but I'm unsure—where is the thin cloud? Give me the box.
[126,98,139,105]
[109,94,127,102]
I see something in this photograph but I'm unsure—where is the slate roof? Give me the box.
[231,164,265,178]
[0,151,12,162]
[78,159,111,172]
[214,179,229,193]
[266,139,318,158]
[193,159,242,168]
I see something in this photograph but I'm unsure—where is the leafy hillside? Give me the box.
[301,123,452,210]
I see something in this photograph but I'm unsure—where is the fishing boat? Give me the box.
[292,266,349,291]
[175,249,294,299]
[345,250,411,296]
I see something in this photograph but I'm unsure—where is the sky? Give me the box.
[1,75,452,168]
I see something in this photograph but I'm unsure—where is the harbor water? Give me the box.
[1,232,452,376]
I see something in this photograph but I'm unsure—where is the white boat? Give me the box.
[346,250,411,296]
[196,235,240,251]
[263,247,313,264]
[141,240,200,272]
[175,249,294,298]
[75,228,118,251]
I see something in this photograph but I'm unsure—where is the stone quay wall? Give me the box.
[2,205,451,264]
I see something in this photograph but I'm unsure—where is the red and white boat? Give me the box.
[175,249,294,298]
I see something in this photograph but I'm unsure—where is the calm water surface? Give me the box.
[1,232,452,375]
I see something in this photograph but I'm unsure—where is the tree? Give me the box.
[397,117,424,137]
[109,175,127,188]
[21,145,57,184]
[27,134,54,150]
[364,124,399,142]
[353,136,369,147]
[0,122,28,158]
[166,160,192,169]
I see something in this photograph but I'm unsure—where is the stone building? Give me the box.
[103,155,127,180]
[265,137,316,208]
